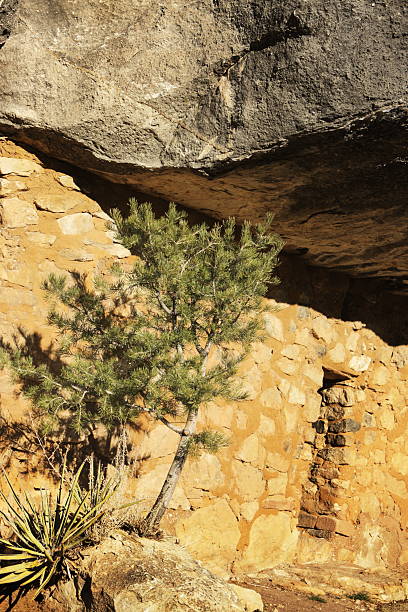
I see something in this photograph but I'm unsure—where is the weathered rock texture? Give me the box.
[58,533,251,612]
[0,142,408,580]
[0,0,407,286]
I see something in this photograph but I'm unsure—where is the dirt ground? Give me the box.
[236,579,408,612]
[1,578,408,611]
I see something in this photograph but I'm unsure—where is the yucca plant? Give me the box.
[0,462,116,597]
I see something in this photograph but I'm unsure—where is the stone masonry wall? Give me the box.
[0,139,407,577]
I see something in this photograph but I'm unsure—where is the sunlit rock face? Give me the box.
[1,141,408,577]
[0,0,407,286]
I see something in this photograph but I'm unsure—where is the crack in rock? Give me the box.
[215,11,312,76]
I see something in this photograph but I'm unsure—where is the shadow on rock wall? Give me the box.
[18,145,408,347]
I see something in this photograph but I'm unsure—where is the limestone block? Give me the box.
[288,385,306,405]
[250,342,272,365]
[327,419,361,433]
[311,316,335,344]
[373,449,386,464]
[35,194,81,213]
[263,313,284,341]
[376,346,393,364]
[236,513,298,572]
[349,355,371,372]
[303,395,322,422]
[57,212,94,234]
[379,407,395,430]
[230,585,264,612]
[26,231,57,245]
[202,401,233,429]
[235,410,248,429]
[321,386,355,406]
[359,491,381,520]
[84,240,131,258]
[391,453,408,476]
[238,365,262,400]
[294,327,312,347]
[182,453,225,492]
[297,511,317,529]
[303,364,324,386]
[298,444,313,461]
[386,475,407,498]
[283,404,299,432]
[38,260,73,284]
[0,287,36,306]
[92,209,115,222]
[0,263,32,288]
[345,331,359,352]
[371,364,391,386]
[317,448,347,464]
[265,452,290,473]
[392,347,408,369]
[0,157,43,176]
[277,378,291,396]
[259,387,282,409]
[362,411,375,427]
[281,344,301,360]
[262,496,295,511]
[232,461,265,500]
[315,515,337,532]
[328,343,346,364]
[175,499,241,575]
[59,248,94,262]
[235,434,259,463]
[257,415,276,438]
[267,473,287,495]
[57,174,80,190]
[0,197,39,227]
[295,532,333,564]
[276,357,298,375]
[296,306,310,320]
[0,178,27,196]
[240,501,259,522]
[136,422,179,460]
[399,550,408,566]
[335,519,354,537]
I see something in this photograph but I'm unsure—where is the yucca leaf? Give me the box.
[0,553,37,561]
[20,565,47,588]
[33,560,59,598]
[0,560,41,575]
[0,541,41,556]
[0,566,43,585]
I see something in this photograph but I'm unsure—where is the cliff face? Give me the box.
[1,141,408,578]
[0,0,407,285]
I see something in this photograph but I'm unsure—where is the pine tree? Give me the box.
[3,201,283,533]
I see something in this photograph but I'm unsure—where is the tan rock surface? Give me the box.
[176,499,241,575]
[54,532,246,611]
[0,140,407,578]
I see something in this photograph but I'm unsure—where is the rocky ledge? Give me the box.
[0,1,407,288]
[46,532,263,612]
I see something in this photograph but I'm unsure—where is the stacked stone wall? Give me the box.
[0,139,407,576]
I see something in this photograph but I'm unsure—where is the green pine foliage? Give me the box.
[1,200,283,529]
[3,201,282,442]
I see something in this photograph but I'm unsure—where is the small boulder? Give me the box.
[54,532,246,611]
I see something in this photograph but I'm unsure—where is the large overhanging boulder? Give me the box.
[0,0,407,287]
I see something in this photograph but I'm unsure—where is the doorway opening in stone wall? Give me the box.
[297,368,358,539]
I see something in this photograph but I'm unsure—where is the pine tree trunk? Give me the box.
[141,411,197,534]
